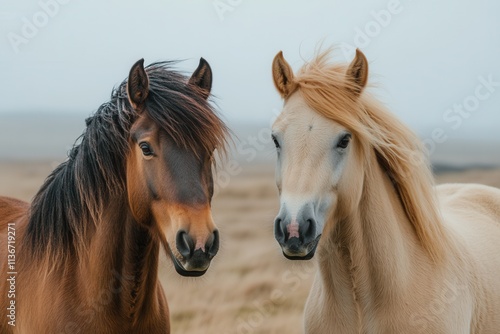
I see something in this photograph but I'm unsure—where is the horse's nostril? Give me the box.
[207,230,219,258]
[176,230,194,259]
[274,217,286,242]
[303,218,316,241]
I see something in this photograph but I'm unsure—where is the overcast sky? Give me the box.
[1,0,499,140]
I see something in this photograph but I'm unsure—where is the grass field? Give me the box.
[1,161,499,333]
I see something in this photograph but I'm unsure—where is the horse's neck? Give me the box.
[318,154,421,318]
[82,201,162,321]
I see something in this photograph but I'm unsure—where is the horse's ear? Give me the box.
[346,49,369,96]
[272,51,297,98]
[127,59,149,110]
[188,58,212,100]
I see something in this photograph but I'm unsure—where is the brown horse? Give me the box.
[0,58,228,333]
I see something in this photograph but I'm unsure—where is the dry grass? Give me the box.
[1,161,499,333]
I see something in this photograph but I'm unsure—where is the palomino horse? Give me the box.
[0,58,228,333]
[271,49,500,333]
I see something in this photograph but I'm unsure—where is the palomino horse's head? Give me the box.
[271,49,369,260]
[125,59,227,276]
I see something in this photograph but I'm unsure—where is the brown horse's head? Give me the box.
[125,58,227,277]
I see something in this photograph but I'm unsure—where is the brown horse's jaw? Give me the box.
[160,240,209,277]
[171,251,209,277]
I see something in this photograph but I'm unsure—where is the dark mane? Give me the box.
[25,61,228,258]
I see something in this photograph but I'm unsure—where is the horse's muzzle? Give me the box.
[280,235,321,260]
[274,205,322,260]
[170,230,219,277]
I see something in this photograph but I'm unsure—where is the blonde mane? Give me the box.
[294,50,449,261]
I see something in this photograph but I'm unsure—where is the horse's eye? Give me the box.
[337,134,352,149]
[272,135,280,149]
[139,142,154,157]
